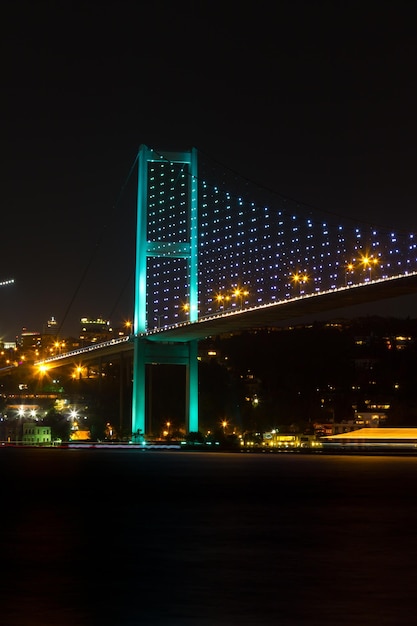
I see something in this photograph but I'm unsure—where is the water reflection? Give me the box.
[1,449,416,625]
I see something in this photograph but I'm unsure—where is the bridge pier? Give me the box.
[131,337,198,438]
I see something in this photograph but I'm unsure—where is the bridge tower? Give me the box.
[132,145,199,437]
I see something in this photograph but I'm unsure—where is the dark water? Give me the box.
[1,448,417,625]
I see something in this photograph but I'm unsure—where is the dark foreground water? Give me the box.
[1,449,417,625]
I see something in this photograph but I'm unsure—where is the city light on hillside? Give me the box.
[72,365,84,380]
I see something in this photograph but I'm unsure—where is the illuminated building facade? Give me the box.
[79,317,113,345]
[23,422,51,446]
[20,329,41,350]
[43,316,58,335]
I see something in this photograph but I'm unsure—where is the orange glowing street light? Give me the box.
[72,365,83,380]
[360,254,379,280]
[345,262,355,285]
[291,272,308,294]
[215,292,231,309]
[232,286,249,309]
[37,363,49,375]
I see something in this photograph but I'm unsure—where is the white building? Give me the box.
[22,422,51,446]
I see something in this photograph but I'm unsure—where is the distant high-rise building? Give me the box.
[20,329,41,350]
[79,317,113,345]
[43,316,58,335]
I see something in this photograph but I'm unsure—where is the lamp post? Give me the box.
[232,287,249,309]
[233,287,242,308]
[71,365,83,380]
[215,294,224,310]
[370,257,379,280]
[291,272,308,295]
[345,262,354,286]
[182,303,190,319]
[215,293,231,311]
[360,255,379,281]
[17,407,25,444]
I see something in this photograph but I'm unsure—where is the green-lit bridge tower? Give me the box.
[131,145,198,438]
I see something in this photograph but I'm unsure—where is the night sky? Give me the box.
[2,0,417,340]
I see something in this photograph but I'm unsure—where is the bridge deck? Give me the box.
[147,273,417,341]
[31,273,417,369]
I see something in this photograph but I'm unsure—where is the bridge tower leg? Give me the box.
[132,336,147,438]
[131,145,199,438]
[186,340,199,433]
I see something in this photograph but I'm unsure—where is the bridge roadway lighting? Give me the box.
[345,262,355,286]
[233,287,242,307]
[215,293,231,310]
[345,263,355,287]
[371,257,379,279]
[291,272,308,295]
[155,314,164,328]
[232,287,249,309]
[360,254,379,281]
[215,293,224,309]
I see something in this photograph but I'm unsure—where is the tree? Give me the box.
[43,409,71,441]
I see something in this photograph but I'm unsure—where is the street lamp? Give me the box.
[155,314,164,328]
[232,286,249,309]
[233,287,242,307]
[16,407,26,444]
[215,293,231,311]
[54,340,66,355]
[360,254,379,281]
[370,256,379,280]
[345,262,355,286]
[215,293,224,309]
[291,272,308,295]
[38,363,49,375]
